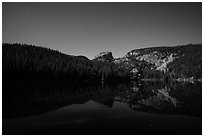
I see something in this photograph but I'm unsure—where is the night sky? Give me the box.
[3,2,202,59]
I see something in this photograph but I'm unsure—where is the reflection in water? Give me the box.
[3,81,202,134]
[136,86,179,109]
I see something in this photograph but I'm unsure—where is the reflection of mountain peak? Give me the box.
[96,98,114,108]
[101,99,114,108]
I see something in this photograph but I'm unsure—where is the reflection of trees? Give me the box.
[136,86,179,109]
[3,83,127,118]
[124,81,201,116]
[116,83,180,112]
[3,81,201,119]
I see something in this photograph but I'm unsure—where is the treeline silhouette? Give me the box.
[3,43,130,84]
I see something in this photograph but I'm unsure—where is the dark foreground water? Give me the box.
[2,80,202,135]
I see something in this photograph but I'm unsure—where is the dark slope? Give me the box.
[3,43,130,84]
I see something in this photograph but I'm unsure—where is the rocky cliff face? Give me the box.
[121,49,178,73]
[93,51,114,62]
[94,44,202,79]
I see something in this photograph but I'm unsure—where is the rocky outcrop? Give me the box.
[93,51,114,62]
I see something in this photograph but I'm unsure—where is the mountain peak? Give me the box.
[93,51,114,62]
[94,51,112,58]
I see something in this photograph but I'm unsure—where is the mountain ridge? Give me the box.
[3,43,202,83]
[94,44,202,80]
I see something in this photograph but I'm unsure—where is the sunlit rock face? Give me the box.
[96,48,178,73]
[93,51,114,62]
[125,50,177,73]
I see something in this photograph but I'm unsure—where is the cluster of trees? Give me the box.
[141,70,169,81]
[167,44,202,79]
[3,43,130,84]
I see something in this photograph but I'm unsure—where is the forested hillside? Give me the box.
[3,43,130,84]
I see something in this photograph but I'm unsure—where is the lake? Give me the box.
[2,80,202,135]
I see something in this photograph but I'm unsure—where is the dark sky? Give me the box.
[3,2,202,59]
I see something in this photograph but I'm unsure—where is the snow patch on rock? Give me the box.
[131,68,138,73]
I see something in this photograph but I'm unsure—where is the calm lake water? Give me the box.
[2,80,202,135]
